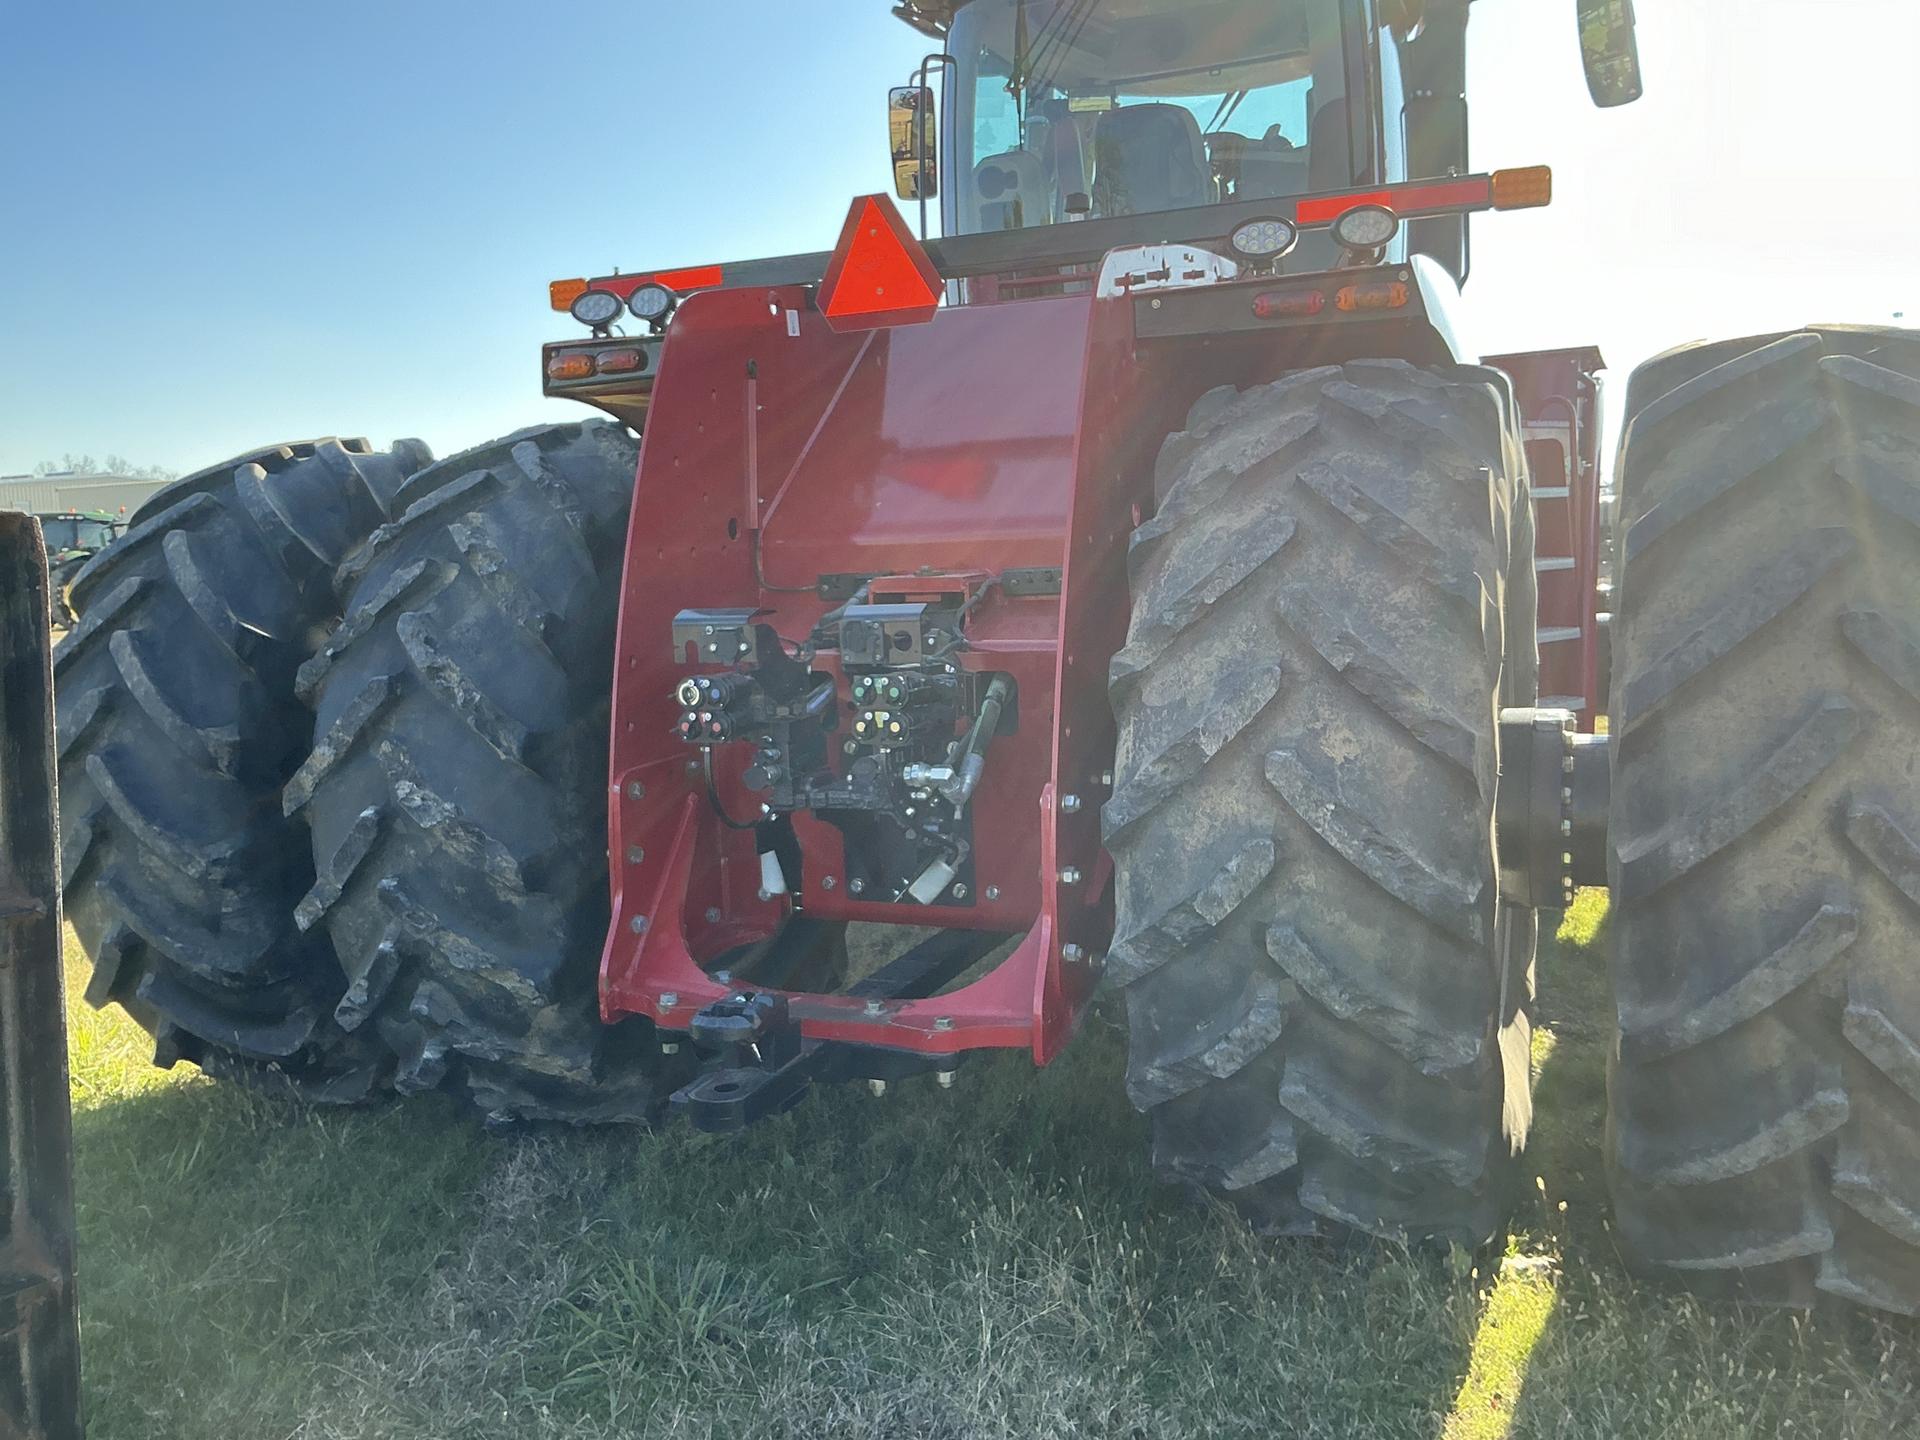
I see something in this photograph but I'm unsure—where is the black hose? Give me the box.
[704,748,762,831]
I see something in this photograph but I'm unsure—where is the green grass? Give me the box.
[66,900,1920,1438]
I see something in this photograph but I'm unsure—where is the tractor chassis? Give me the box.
[576,186,1619,1131]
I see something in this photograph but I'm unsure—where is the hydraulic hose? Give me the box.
[947,674,1012,812]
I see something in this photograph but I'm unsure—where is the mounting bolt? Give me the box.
[1058,866,1082,885]
[865,998,886,1018]
[1560,818,1573,837]
[626,780,646,800]
[1562,852,1574,867]
[704,625,715,635]
[1100,770,1114,787]
[937,1070,955,1089]
[1063,943,1087,963]
[757,886,773,901]
[950,883,968,900]
[629,915,649,934]
[659,991,679,1011]
[704,906,722,923]
[985,885,1000,901]
[821,875,837,890]
[934,1016,954,1031]
[1562,788,1574,804]
[686,760,701,776]
[868,1079,888,1098]
[627,846,646,864]
[713,971,733,986]
[844,740,860,756]
[1061,793,1083,813]
[850,878,866,895]
[661,1041,681,1055]
[1563,755,1576,775]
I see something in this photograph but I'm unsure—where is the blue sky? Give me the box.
[2,0,1914,476]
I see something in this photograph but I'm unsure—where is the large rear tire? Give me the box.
[288,421,667,1123]
[56,438,429,1097]
[1606,326,1920,1314]
[1106,360,1533,1244]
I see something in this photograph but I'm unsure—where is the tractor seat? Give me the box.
[1227,126,1311,202]
[1091,103,1213,217]
[971,148,1051,231]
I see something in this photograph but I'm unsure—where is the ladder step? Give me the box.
[1535,556,1576,573]
[1530,486,1571,500]
[1538,626,1583,644]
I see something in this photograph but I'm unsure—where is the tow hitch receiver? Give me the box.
[672,991,812,1132]
[669,928,1012,1132]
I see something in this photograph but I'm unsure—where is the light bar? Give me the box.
[543,169,1552,313]
[549,264,726,312]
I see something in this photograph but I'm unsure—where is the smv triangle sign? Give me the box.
[818,194,944,333]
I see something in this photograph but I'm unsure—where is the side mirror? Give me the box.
[889,85,938,200]
[1576,0,1644,107]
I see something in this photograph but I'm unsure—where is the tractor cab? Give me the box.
[897,0,1637,276]
[36,512,116,557]
[931,0,1421,279]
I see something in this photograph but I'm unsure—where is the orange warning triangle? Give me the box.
[818,194,944,332]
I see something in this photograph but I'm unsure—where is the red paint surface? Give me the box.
[1294,175,1493,224]
[597,281,1185,1062]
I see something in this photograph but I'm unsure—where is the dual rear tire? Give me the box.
[1606,326,1920,1314]
[1111,328,1920,1319]
[57,422,666,1122]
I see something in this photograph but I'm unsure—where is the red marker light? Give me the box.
[818,194,943,333]
[1252,289,1326,320]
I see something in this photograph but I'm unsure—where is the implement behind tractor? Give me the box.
[49,0,1920,1318]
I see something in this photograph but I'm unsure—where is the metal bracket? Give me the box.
[1000,566,1063,597]
[1497,707,1609,908]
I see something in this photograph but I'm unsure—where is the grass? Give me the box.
[65,898,1920,1439]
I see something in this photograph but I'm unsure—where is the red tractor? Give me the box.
[57,0,1920,1317]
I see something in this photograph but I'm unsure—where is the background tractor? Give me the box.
[34,511,120,629]
[51,0,1920,1318]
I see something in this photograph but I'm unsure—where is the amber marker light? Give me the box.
[1490,166,1554,210]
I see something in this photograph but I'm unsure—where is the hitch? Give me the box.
[672,990,816,1132]
[667,928,1011,1132]
[1497,707,1609,908]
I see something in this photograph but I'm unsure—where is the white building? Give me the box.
[0,473,173,519]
